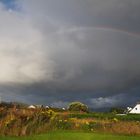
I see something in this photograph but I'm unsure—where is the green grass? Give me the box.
[0,131,140,140]
[69,113,140,121]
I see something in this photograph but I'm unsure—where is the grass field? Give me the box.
[69,113,140,121]
[0,132,140,140]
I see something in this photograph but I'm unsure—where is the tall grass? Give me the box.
[1,108,140,136]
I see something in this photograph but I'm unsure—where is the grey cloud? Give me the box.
[0,0,140,108]
[50,101,69,108]
[89,94,125,109]
[19,0,140,32]
[0,4,54,83]
[45,27,140,93]
[89,91,140,109]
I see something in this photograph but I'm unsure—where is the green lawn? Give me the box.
[0,132,140,140]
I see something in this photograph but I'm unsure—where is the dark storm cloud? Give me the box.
[19,0,140,32]
[0,0,140,108]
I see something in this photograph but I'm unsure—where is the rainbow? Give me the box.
[60,26,140,39]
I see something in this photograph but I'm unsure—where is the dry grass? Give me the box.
[1,108,140,136]
[68,118,140,135]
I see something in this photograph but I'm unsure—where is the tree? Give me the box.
[68,102,88,112]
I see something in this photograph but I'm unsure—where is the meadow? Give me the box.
[0,131,140,140]
[68,112,140,121]
[1,102,140,139]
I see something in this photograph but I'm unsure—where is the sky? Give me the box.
[0,0,140,109]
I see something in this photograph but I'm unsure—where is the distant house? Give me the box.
[28,105,36,109]
[128,103,140,114]
[45,106,50,109]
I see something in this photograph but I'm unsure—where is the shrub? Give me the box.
[68,102,88,112]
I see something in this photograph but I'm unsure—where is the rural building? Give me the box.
[45,106,50,109]
[28,105,36,109]
[129,103,140,114]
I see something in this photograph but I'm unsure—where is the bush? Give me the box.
[68,102,88,112]
[110,107,125,114]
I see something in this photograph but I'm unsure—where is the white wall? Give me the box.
[129,104,140,114]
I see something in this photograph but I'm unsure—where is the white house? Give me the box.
[45,106,50,109]
[129,103,140,114]
[28,105,36,109]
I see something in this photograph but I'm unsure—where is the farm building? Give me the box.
[129,103,140,114]
[45,106,50,109]
[28,105,36,109]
